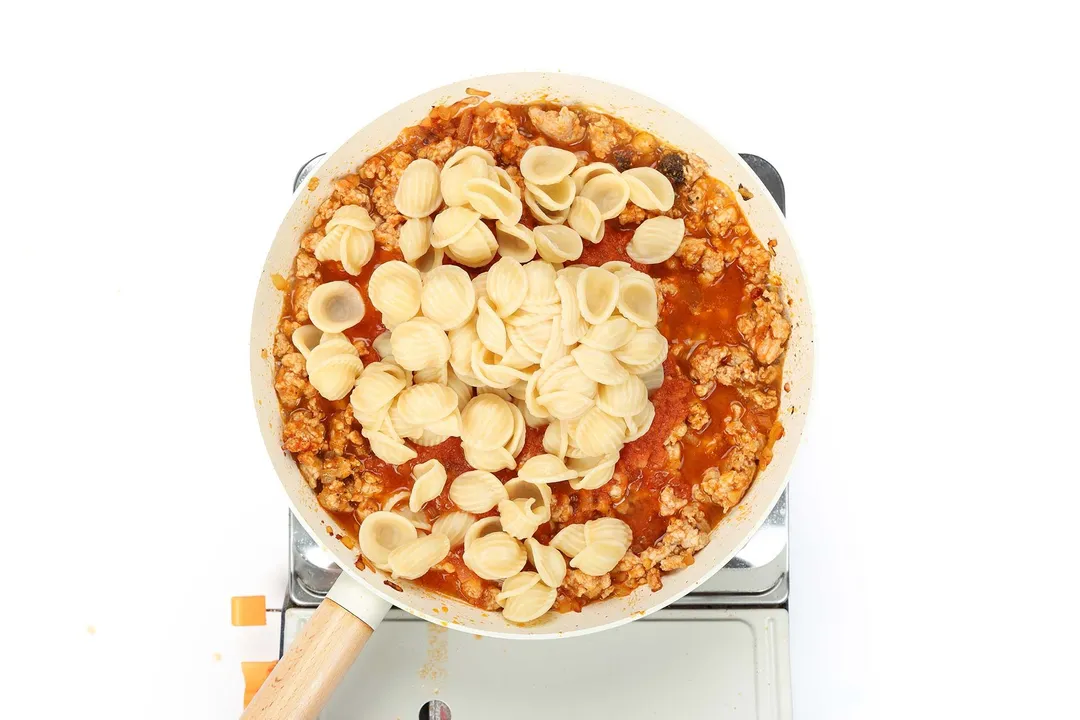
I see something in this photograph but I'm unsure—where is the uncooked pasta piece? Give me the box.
[571,345,630,386]
[475,297,508,355]
[394,159,442,218]
[290,324,322,359]
[575,267,619,324]
[580,174,630,220]
[519,146,577,185]
[580,316,636,352]
[570,162,619,192]
[463,516,503,551]
[533,225,583,264]
[517,453,577,484]
[441,154,489,207]
[625,216,685,265]
[616,274,659,328]
[460,393,514,450]
[445,221,498,268]
[367,260,422,327]
[525,175,576,212]
[621,166,675,212]
[431,511,476,548]
[387,533,450,580]
[432,206,481,248]
[306,281,366,333]
[398,217,432,264]
[501,579,557,623]
[390,317,451,371]
[550,524,587,558]
[358,511,418,571]
[449,470,508,513]
[494,221,537,262]
[395,383,458,428]
[568,453,619,491]
[498,498,544,540]
[463,176,523,225]
[596,374,649,418]
[503,478,552,523]
[572,407,625,457]
[463,531,527,581]
[524,538,567,588]
[409,459,447,512]
[420,265,476,330]
[523,187,570,225]
[485,256,528,318]
[614,327,668,373]
[567,196,605,244]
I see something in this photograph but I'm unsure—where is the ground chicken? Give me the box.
[737,289,791,365]
[618,203,647,226]
[368,151,413,218]
[641,502,711,571]
[659,486,688,517]
[693,403,765,511]
[273,330,294,359]
[416,136,460,165]
[687,399,710,431]
[656,277,679,315]
[471,107,533,164]
[295,451,322,489]
[664,422,687,465]
[528,106,585,144]
[689,343,758,398]
[274,355,315,410]
[352,497,379,525]
[550,494,572,524]
[564,569,614,600]
[738,386,779,410]
[282,409,324,454]
[736,239,772,286]
[311,196,342,229]
[675,236,725,278]
[459,567,500,611]
[332,175,371,210]
[327,408,362,456]
[295,250,319,279]
[291,277,319,324]
[613,551,663,592]
[373,213,405,250]
[583,112,631,159]
[300,231,323,253]
[708,206,739,238]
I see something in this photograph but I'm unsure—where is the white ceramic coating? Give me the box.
[250,72,814,639]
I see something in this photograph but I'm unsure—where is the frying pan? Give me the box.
[245,72,814,719]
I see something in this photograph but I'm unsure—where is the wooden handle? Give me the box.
[241,598,375,720]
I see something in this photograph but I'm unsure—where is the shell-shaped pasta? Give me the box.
[339,227,375,275]
[362,424,418,465]
[290,325,323,359]
[496,571,541,604]
[326,204,377,232]
[461,393,514,450]
[617,275,659,328]
[567,197,605,244]
[475,297,507,355]
[584,517,633,552]
[368,261,422,328]
[472,272,489,302]
[383,489,431,531]
[398,217,432,264]
[504,478,552,522]
[409,459,447,512]
[501,580,557,624]
[539,313,568,370]
[306,281,366,333]
[580,174,631,220]
[470,342,531,390]
[572,346,630,386]
[463,441,517,472]
[463,177,523,225]
[614,327,669,372]
[573,407,626,457]
[395,383,457,428]
[449,470,507,513]
[412,363,449,386]
[420,265,476,331]
[445,221,498,268]
[519,146,578,185]
[488,165,522,199]
[498,498,544,540]
[414,244,444,274]
[550,524,587,558]
[525,538,567,588]
[506,401,527,458]
[640,364,665,394]
[494,221,537,263]
[506,326,542,365]
[446,369,473,411]
[431,511,476,547]
[394,159,442,218]
[444,145,496,171]
[525,176,576,212]
[568,453,619,491]
[622,166,675,212]
[552,278,586,348]
[440,154,489,207]
[432,206,481,248]
[597,374,649,418]
[518,398,546,429]
[309,354,365,401]
[524,187,570,225]
[387,533,450,580]
[448,321,480,379]
[569,541,625,576]
[425,408,462,438]
[533,225,583,264]
[509,316,555,358]
[350,365,407,425]
[536,355,597,398]
[576,267,619,325]
[626,216,685,265]
[358,511,418,570]
[390,317,451,371]
[518,453,578,484]
[537,390,594,420]
[543,419,569,459]
[304,334,356,374]
[571,162,619,192]
[314,229,343,262]
[624,401,656,442]
[485,256,527,318]
[522,260,559,307]
[580,317,636,352]
[463,531,527,581]
[463,516,502,551]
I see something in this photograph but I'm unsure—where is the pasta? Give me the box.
[525,538,567,588]
[420,265,476,330]
[522,260,560,307]
[396,383,457,428]
[571,162,619,192]
[367,260,422,328]
[485,256,527,318]
[567,197,605,244]
[550,524,587,558]
[398,217,432,264]
[488,165,522,198]
[533,225,583,263]
[432,206,481,248]
[571,345,630,386]
[498,498,544,540]
[383,489,431,531]
[572,407,625,457]
[504,478,552,523]
[525,176,576,212]
[519,146,577,185]
[318,206,377,275]
[494,221,537,263]
[555,276,588,345]
[524,187,570,225]
[624,401,656,442]
[568,453,619,491]
[441,154,490,207]
[413,363,448,386]
[517,453,577,484]
[625,216,686,265]
[389,317,451,371]
[616,273,659,328]
[622,166,676,212]
[362,421,417,464]
[444,220,498,268]
[358,511,418,571]
[414,244,444,274]
[584,517,633,550]
[580,174,631,220]
[463,516,502,551]
[640,364,665,393]
[470,341,531,389]
[394,158,442,218]
[350,362,408,425]
[325,204,377,232]
[462,531,527,580]
[463,443,516,473]
[410,462,449,511]
[596,374,649,418]
[305,281,366,333]
[496,571,540,604]
[431,511,476,547]
[387,533,451,580]
[448,470,508,513]
[499,577,557,623]
[543,418,569,459]
[568,541,626,576]
[307,352,365,401]
[576,267,619,324]
[580,316,635,352]
[475,297,508,355]
[463,176,523,225]
[290,324,322,359]
[614,327,668,373]
[460,393,513,450]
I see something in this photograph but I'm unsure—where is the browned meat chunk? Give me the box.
[693,403,765,511]
[659,486,689,517]
[656,153,687,187]
[641,503,711,571]
[687,399,710,431]
[528,106,585,144]
[275,353,315,410]
[737,290,791,365]
[564,569,614,600]
[584,112,631,159]
[416,136,460,164]
[291,277,319,324]
[295,250,319,279]
[282,409,324,454]
[613,551,663,591]
[689,343,758,397]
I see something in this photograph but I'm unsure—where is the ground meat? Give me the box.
[693,403,765,511]
[327,408,362,456]
[664,422,687,465]
[656,277,679,314]
[708,206,739,238]
[689,343,758,397]
[295,451,322,489]
[317,478,357,513]
[369,151,413,218]
[641,502,711,571]
[416,136,460,165]
[737,289,791,365]
[311,196,342,229]
[608,470,629,501]
[564,569,614,600]
[659,486,688,517]
[273,330,294,359]
[353,497,379,524]
[459,567,500,611]
[300,231,323,253]
[687,399,710,431]
[736,239,772,286]
[274,355,315,410]
[618,203,647,226]
[373,213,406,249]
[295,251,319,279]
[656,153,687,187]
[292,277,319,324]
[738,386,779,410]
[550,494,571,524]
[613,551,663,591]
[528,106,585,144]
[471,107,533,164]
[432,558,456,574]
[282,409,324,454]
[675,236,725,278]
[584,112,631,159]
[332,175,371,210]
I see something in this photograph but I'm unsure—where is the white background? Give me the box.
[2,2,1077,718]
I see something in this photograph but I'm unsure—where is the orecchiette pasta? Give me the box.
[351,362,407,425]
[524,187,570,225]
[616,273,659,328]
[622,166,676,212]
[308,352,365,401]
[398,217,432,264]
[494,221,537,263]
[596,374,649,418]
[625,216,686,265]
[463,443,517,474]
[362,422,418,465]
[387,533,450,580]
[408,459,447,512]
[572,345,630,386]
[640,364,665,393]
[500,577,557,623]
[571,162,619,192]
[580,316,636,352]
[519,146,577,186]
[420,265,476,331]
[567,197,605,244]
[576,267,619,324]
[463,516,503,551]
[498,498,544,540]
[444,221,498,268]
[441,154,489,208]
[568,541,626,576]
[624,401,656,442]
[460,393,514,450]
[550,524,587,558]
[290,324,322,359]
[475,297,508,355]
[496,571,540,604]
[432,206,481,248]
[449,470,508,513]
[580,173,631,220]
[368,260,422,328]
[430,511,476,547]
[390,317,451,371]
[525,538,567,588]
[517,453,578,484]
[306,281,366,333]
[394,159,442,218]
[319,206,377,274]
[525,175,576,212]
[488,165,521,198]
[358,511,418,570]
[463,176,523,225]
[533,225,583,264]
[522,260,560,307]
[485,256,527,318]
[462,531,527,580]
[585,517,633,550]
[614,327,668,373]
[568,453,619,491]
[504,478,552,522]
[572,407,625,457]
[383,490,431,531]
[543,419,569,459]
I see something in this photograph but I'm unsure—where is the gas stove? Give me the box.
[276,153,792,719]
